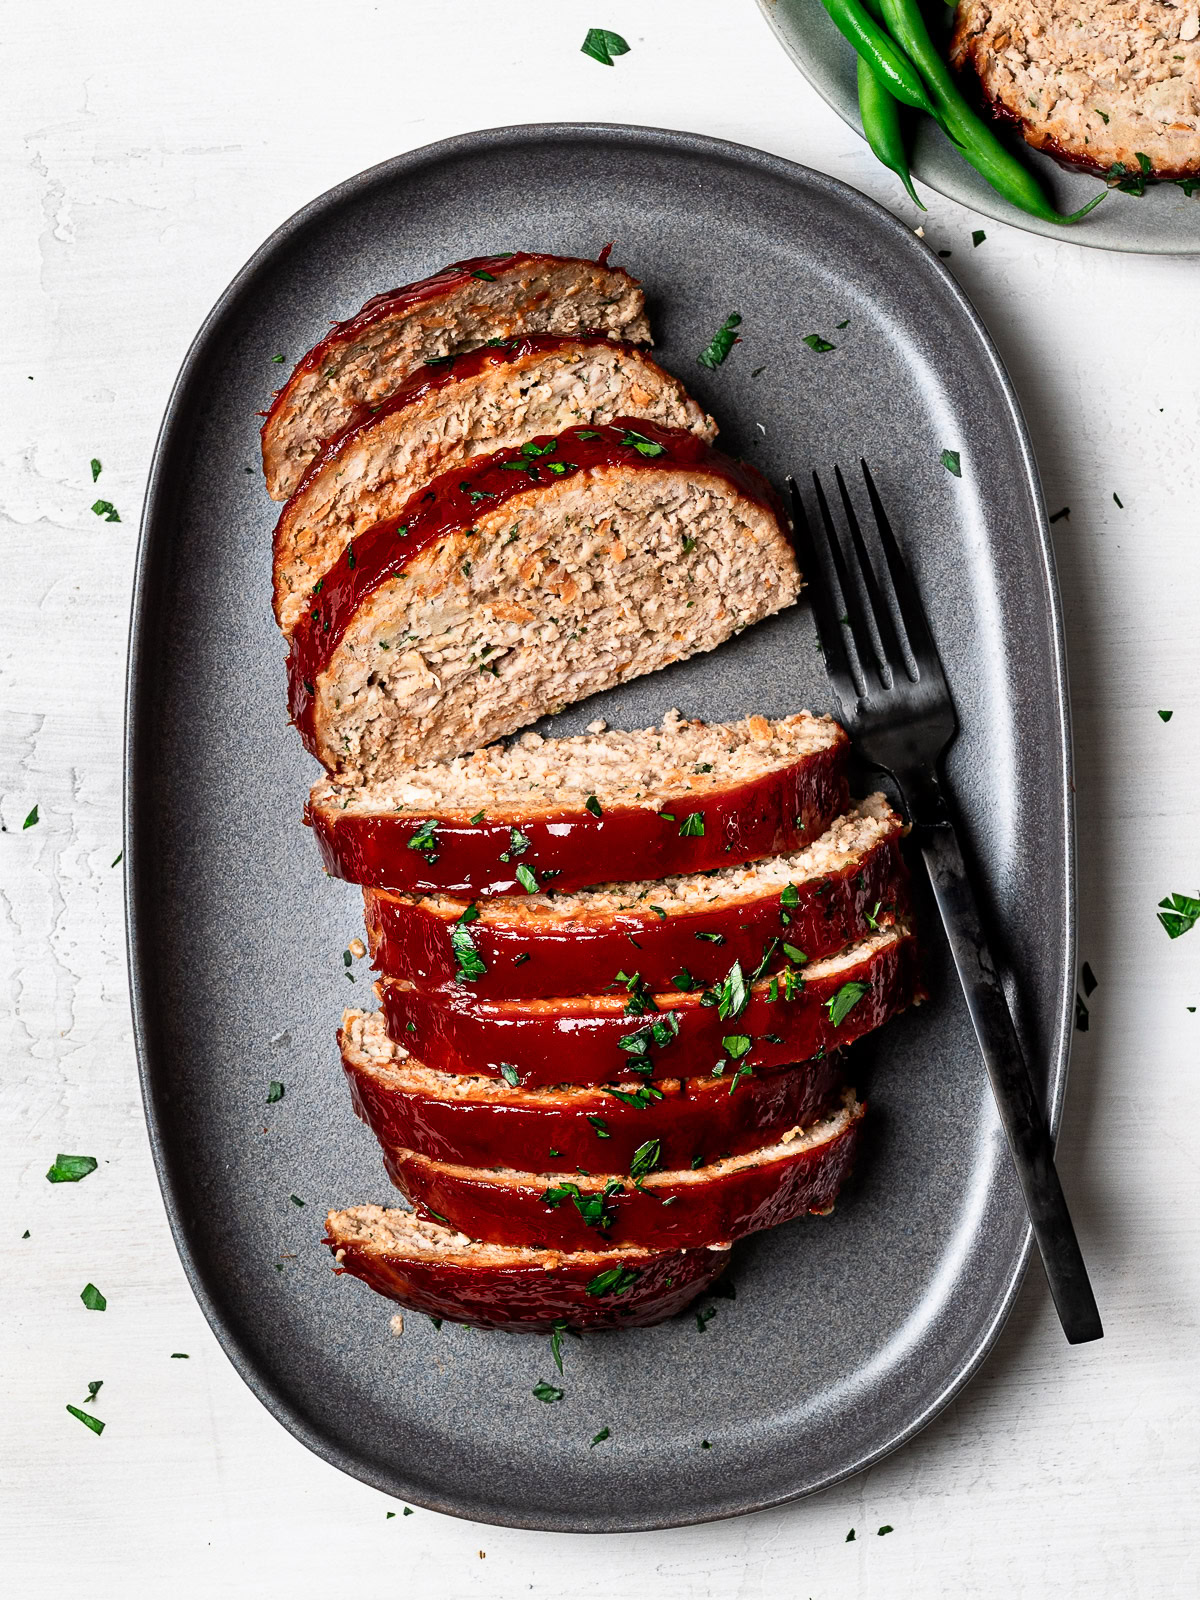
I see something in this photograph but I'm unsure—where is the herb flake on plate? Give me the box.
[80,1283,106,1311]
[46,1154,97,1183]
[697,313,742,370]
[66,1404,104,1436]
[1158,892,1200,939]
[266,1080,284,1104]
[802,333,835,353]
[580,27,630,66]
[940,449,962,477]
[532,1381,564,1403]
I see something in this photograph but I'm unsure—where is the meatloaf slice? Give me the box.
[261,251,651,499]
[364,793,907,998]
[951,1,1200,179]
[379,922,919,1087]
[341,1009,848,1173]
[325,1206,729,1330]
[307,710,849,896]
[288,421,801,775]
[388,1090,864,1252]
[272,334,715,635]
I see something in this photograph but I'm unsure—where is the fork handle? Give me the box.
[918,816,1103,1345]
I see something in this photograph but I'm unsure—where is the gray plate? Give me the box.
[758,0,1200,255]
[125,123,1074,1532]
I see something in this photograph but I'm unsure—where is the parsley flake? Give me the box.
[23,804,39,829]
[802,333,835,353]
[46,1154,97,1184]
[515,863,539,893]
[585,1266,639,1296]
[407,819,439,858]
[972,229,986,247]
[1158,892,1200,939]
[532,1380,564,1403]
[80,1282,106,1311]
[66,1404,104,1436]
[678,811,705,837]
[266,1080,284,1104]
[498,1062,520,1087]
[826,980,869,1026]
[581,27,630,66]
[698,313,742,369]
[590,1427,610,1446]
[941,449,962,477]
[585,794,603,818]
[91,499,120,522]
[620,427,666,457]
[1158,710,1173,723]
[90,458,102,481]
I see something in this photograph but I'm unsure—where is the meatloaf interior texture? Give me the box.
[297,443,801,777]
[272,336,716,634]
[952,0,1200,178]
[311,710,832,822]
[262,252,652,499]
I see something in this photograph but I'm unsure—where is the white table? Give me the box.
[3,3,1198,1592]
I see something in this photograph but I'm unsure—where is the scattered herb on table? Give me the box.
[972,229,986,247]
[878,1525,894,1536]
[91,499,120,522]
[846,1527,856,1541]
[803,333,836,353]
[532,1381,565,1403]
[90,459,102,481]
[591,1427,610,1446]
[695,1306,717,1332]
[111,851,123,867]
[698,313,742,370]
[1158,893,1200,939]
[1113,492,1124,507]
[266,1080,284,1104]
[85,1380,103,1402]
[46,1154,97,1183]
[80,1283,106,1311]
[23,804,39,829]
[271,353,285,363]
[171,1353,189,1359]
[581,27,630,66]
[290,1194,305,1207]
[66,1404,104,1436]
[1158,710,1173,723]
[940,449,962,477]
[1081,962,1098,996]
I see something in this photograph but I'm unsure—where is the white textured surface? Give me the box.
[3,2,1198,1592]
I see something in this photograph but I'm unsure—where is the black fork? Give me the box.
[790,463,1101,1346]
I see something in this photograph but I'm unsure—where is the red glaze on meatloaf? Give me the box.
[378,923,919,1088]
[287,420,786,762]
[325,1206,729,1331]
[340,1010,848,1173]
[388,1091,865,1251]
[362,796,907,997]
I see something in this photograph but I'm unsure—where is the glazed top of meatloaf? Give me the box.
[261,250,651,498]
[952,0,1200,178]
[308,709,845,821]
[396,792,900,923]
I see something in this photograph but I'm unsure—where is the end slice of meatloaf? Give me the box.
[287,421,802,775]
[363,793,907,998]
[262,251,651,499]
[340,1009,848,1173]
[387,1089,864,1252]
[951,1,1200,180]
[272,334,716,635]
[379,922,920,1087]
[325,1205,730,1330]
[306,710,850,896]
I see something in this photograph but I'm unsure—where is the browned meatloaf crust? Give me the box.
[261,251,651,499]
[271,334,715,635]
[952,0,1200,178]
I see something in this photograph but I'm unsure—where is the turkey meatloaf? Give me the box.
[272,334,715,634]
[325,1206,729,1330]
[340,1009,849,1174]
[287,421,801,775]
[307,710,849,896]
[388,1090,864,1252]
[364,793,907,997]
[951,0,1200,179]
[262,250,651,499]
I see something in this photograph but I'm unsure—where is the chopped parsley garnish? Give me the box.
[1081,961,1098,996]
[271,352,285,362]
[1158,892,1200,940]
[620,428,666,458]
[826,980,870,1026]
[695,930,725,945]
[585,1265,639,1296]
[603,1083,664,1109]
[576,429,602,439]
[428,1316,443,1331]
[629,1139,662,1180]
[23,804,39,829]
[532,1381,564,1402]
[585,794,603,818]
[616,969,659,1016]
[617,1011,681,1057]
[80,1283,106,1311]
[66,1404,104,1436]
[728,1062,753,1093]
[91,499,121,522]
[1113,492,1124,507]
[471,269,497,282]
[878,1525,894,1536]
[542,1180,620,1230]
[972,229,986,247]
[587,1115,611,1138]
[697,313,742,369]
[671,968,701,992]
[515,863,539,893]
[500,825,531,860]
[90,458,102,481]
[170,1353,189,1359]
[450,904,487,981]
[111,851,122,867]
[590,1427,610,1446]
[407,819,439,858]
[678,811,705,837]
[695,1307,717,1332]
[290,1194,305,1208]
[749,939,779,982]
[846,1529,856,1542]
[802,333,835,353]
[549,1319,576,1374]
[781,942,807,964]
[701,960,749,1020]
[498,1062,520,1087]
[1158,710,1173,723]
[46,1154,97,1184]
[780,883,799,912]
[940,449,962,477]
[266,1080,284,1104]
[690,1153,704,1169]
[721,1034,752,1060]
[581,26,630,65]
[85,1380,103,1402]
[512,951,531,967]
[468,808,486,824]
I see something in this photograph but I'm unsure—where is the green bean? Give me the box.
[857,55,925,210]
[878,0,1105,224]
[818,0,936,114]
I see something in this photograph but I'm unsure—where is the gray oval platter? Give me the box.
[758,0,1200,255]
[126,123,1074,1532]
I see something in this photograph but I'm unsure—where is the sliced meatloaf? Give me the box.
[341,1009,848,1173]
[288,421,801,775]
[364,793,907,998]
[272,335,715,635]
[951,1,1200,179]
[379,922,919,1087]
[307,710,849,896]
[262,250,651,499]
[388,1090,863,1251]
[325,1206,729,1330]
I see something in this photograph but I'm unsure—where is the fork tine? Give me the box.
[786,477,859,715]
[859,459,948,688]
[833,464,910,686]
[811,470,885,697]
